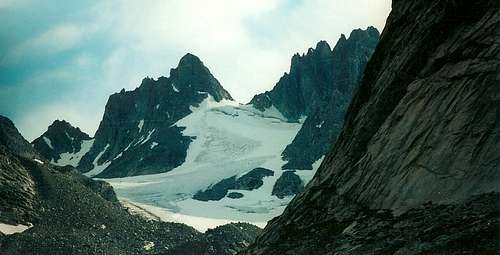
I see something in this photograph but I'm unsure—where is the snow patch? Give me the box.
[140,129,155,145]
[113,141,133,160]
[34,159,44,164]
[138,120,144,133]
[0,223,32,235]
[51,139,95,167]
[316,121,325,128]
[42,136,53,150]
[121,200,265,232]
[172,82,180,92]
[155,104,160,109]
[84,144,111,177]
[150,142,159,149]
[143,241,155,251]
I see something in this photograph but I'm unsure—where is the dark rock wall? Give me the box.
[242,0,499,254]
[0,116,39,159]
[251,28,379,170]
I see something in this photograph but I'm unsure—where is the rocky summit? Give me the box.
[32,119,92,166]
[241,0,499,254]
[74,53,233,178]
[251,27,380,170]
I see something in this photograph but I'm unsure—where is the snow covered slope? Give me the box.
[105,96,323,228]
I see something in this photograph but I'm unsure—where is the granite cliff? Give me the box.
[242,0,499,254]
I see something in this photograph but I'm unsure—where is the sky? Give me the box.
[0,0,391,141]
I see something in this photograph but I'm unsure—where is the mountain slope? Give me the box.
[105,97,307,227]
[242,0,499,254]
[33,28,379,229]
[0,116,38,226]
[77,53,233,178]
[32,120,93,166]
[0,115,261,254]
[250,27,379,170]
[0,115,40,159]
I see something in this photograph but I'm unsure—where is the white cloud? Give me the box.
[4,0,392,139]
[3,24,83,64]
[87,0,391,102]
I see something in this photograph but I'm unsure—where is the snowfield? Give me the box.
[102,96,323,230]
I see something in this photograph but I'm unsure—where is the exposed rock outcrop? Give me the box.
[242,0,499,254]
[193,168,274,201]
[251,28,379,170]
[165,223,262,255]
[32,120,92,165]
[0,116,39,159]
[271,171,304,199]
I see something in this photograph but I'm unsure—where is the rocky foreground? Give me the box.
[0,115,261,255]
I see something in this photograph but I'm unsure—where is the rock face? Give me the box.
[250,27,379,170]
[165,223,262,255]
[242,0,499,254]
[32,120,92,165]
[75,53,233,178]
[193,168,274,201]
[227,192,244,199]
[0,115,261,254]
[271,171,304,199]
[0,116,39,159]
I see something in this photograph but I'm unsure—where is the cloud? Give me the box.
[2,24,83,65]
[1,0,392,140]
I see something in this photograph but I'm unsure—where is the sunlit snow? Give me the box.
[104,96,324,230]
[84,144,111,177]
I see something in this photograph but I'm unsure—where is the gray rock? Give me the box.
[193,176,238,201]
[193,168,274,201]
[271,171,304,199]
[32,120,92,164]
[235,167,274,190]
[251,28,379,170]
[227,192,244,199]
[0,115,39,159]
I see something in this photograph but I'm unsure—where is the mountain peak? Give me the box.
[32,119,91,163]
[49,119,71,129]
[178,53,203,66]
[315,40,331,51]
[170,53,233,102]
[348,26,380,41]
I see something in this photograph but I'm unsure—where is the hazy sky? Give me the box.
[0,0,391,141]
